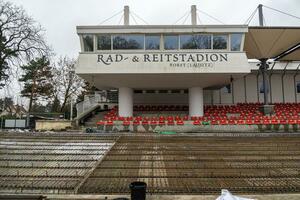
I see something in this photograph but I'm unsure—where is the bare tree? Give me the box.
[0,0,50,88]
[52,56,85,113]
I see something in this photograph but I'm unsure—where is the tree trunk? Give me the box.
[60,83,71,112]
[29,77,36,112]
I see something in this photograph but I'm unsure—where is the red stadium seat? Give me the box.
[159,120,165,125]
[236,120,245,125]
[123,121,130,126]
[176,120,184,125]
[133,120,140,125]
[106,121,114,126]
[193,120,201,125]
[211,120,218,125]
[96,121,105,125]
[271,119,279,124]
[245,119,253,125]
[288,119,296,124]
[150,120,158,125]
[142,120,149,125]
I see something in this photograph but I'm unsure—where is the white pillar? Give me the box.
[118,87,133,117]
[189,87,204,117]
[124,6,130,26]
[258,4,264,26]
[191,5,197,25]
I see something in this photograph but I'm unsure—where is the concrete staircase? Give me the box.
[84,111,107,127]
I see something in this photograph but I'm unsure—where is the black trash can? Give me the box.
[129,181,147,200]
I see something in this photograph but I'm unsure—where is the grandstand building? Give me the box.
[75,5,300,119]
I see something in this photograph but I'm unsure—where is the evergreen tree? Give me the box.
[19,56,53,112]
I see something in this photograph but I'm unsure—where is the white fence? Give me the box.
[5,119,26,128]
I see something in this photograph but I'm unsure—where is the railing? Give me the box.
[76,91,117,117]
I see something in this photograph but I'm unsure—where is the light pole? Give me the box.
[70,95,73,121]
[0,99,5,130]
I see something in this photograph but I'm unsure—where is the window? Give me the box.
[134,90,143,94]
[231,34,243,51]
[82,35,94,52]
[158,90,168,93]
[225,84,231,93]
[145,35,160,50]
[259,82,269,93]
[180,34,197,49]
[164,35,178,50]
[171,90,181,93]
[296,81,300,93]
[113,34,144,49]
[213,35,227,50]
[97,35,111,50]
[147,90,155,93]
[193,34,212,49]
[222,84,231,93]
[180,34,212,49]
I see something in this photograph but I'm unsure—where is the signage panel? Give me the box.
[76,52,250,74]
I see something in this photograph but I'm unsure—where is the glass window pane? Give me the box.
[159,90,168,93]
[231,34,243,51]
[83,35,94,52]
[147,90,155,93]
[225,84,231,93]
[113,34,144,49]
[180,34,212,49]
[164,35,178,50]
[180,35,197,49]
[259,81,269,93]
[194,34,211,49]
[145,35,160,50]
[296,81,300,93]
[221,84,231,94]
[171,90,180,93]
[97,35,111,50]
[213,35,227,49]
[134,90,143,94]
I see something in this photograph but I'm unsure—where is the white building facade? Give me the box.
[75,6,300,117]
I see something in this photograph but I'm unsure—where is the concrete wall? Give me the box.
[227,72,298,104]
[130,71,300,105]
[134,93,188,104]
[270,74,282,103]
[36,120,72,131]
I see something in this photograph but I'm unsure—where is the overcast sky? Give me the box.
[7,0,300,59]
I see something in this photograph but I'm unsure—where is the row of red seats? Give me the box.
[97,119,300,126]
[134,105,188,111]
[97,120,185,126]
[101,103,300,125]
[104,114,300,122]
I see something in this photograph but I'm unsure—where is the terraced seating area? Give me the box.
[0,132,117,194]
[96,103,300,126]
[1,132,300,195]
[78,135,300,194]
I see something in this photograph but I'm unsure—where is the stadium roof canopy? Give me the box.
[244,26,300,61]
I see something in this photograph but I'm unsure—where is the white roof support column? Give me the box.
[191,5,197,25]
[189,87,203,117]
[258,4,264,26]
[124,5,130,26]
[118,87,133,117]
